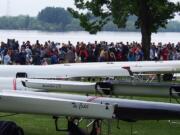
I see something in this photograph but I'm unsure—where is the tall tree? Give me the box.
[68,0,180,60]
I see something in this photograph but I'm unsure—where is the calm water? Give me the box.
[0,30,179,45]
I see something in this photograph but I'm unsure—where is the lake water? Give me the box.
[0,30,179,45]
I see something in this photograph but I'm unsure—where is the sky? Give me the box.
[0,0,75,16]
[0,0,180,20]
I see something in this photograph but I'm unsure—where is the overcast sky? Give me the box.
[0,0,180,20]
[0,0,75,16]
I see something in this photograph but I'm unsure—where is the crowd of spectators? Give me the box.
[1,39,180,65]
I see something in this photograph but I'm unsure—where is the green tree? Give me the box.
[38,7,72,29]
[68,0,180,60]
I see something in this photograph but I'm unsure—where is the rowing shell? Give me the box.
[0,64,130,79]
[22,79,96,93]
[1,90,180,121]
[0,90,114,119]
[0,60,180,79]
[22,79,180,98]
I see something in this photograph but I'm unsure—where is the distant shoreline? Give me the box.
[0,15,180,32]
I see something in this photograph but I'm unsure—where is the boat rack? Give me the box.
[169,86,180,104]
[169,86,180,125]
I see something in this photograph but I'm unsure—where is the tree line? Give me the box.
[0,7,179,32]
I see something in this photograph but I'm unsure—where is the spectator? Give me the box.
[109,52,116,61]
[51,53,59,64]
[32,52,41,65]
[65,47,75,63]
[1,39,180,65]
[79,43,88,62]
[3,50,12,64]
[128,51,136,61]
[41,58,48,65]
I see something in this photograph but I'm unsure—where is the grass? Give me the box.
[0,96,180,135]
[1,113,180,135]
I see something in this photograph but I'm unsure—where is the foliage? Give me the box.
[68,0,180,33]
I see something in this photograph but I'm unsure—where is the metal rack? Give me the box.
[169,86,180,125]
